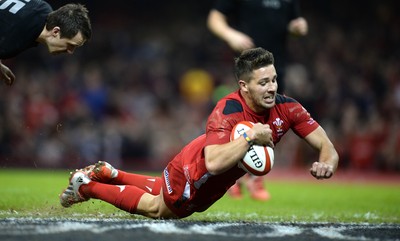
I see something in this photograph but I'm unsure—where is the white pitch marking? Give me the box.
[0,218,398,241]
[313,227,370,241]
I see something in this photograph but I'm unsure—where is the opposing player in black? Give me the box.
[208,0,308,93]
[207,0,308,200]
[0,0,92,86]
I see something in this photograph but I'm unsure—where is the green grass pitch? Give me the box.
[0,168,399,223]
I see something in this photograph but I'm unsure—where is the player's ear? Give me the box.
[51,27,61,37]
[238,80,248,92]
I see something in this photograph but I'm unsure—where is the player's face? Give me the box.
[47,30,85,55]
[241,65,278,113]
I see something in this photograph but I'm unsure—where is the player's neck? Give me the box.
[37,26,55,44]
[241,91,270,115]
[36,27,48,44]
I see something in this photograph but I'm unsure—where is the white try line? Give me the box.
[0,218,399,241]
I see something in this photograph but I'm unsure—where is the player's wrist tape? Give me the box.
[242,132,253,145]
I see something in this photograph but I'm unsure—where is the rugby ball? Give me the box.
[230,121,274,176]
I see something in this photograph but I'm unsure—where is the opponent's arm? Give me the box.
[304,126,339,179]
[204,123,273,175]
[207,9,254,52]
[0,60,15,86]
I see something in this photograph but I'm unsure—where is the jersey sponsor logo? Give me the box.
[0,0,31,14]
[163,168,173,194]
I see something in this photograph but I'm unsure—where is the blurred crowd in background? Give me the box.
[0,0,399,172]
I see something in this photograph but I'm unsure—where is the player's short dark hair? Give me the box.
[46,3,92,41]
[234,47,275,83]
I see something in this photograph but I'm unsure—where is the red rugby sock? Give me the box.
[111,171,162,195]
[81,182,145,214]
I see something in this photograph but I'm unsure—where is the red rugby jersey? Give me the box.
[206,90,319,146]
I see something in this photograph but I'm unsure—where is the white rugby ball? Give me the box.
[230,121,274,176]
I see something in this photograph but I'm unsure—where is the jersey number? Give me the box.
[0,0,31,14]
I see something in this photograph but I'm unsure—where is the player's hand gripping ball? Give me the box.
[230,121,274,176]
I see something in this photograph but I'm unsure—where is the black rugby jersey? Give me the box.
[212,0,301,71]
[0,0,52,59]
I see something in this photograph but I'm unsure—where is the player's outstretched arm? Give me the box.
[304,126,339,179]
[0,61,15,86]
